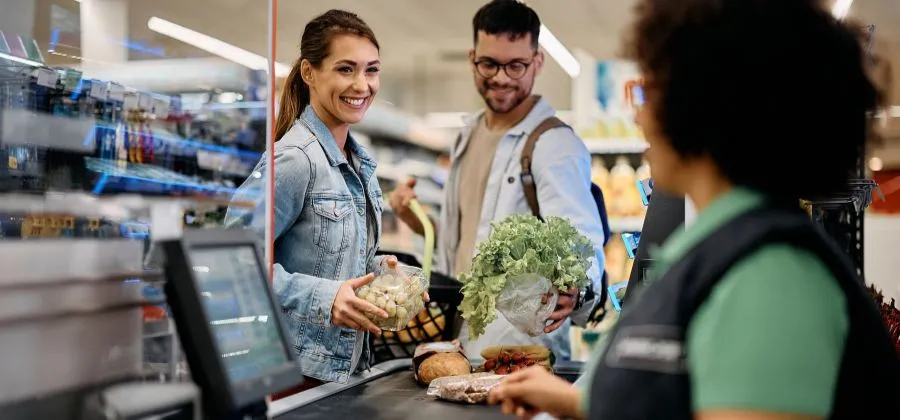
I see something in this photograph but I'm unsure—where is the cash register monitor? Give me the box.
[163,228,301,419]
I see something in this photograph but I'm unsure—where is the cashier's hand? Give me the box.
[331,273,389,335]
[543,288,578,334]
[488,366,583,420]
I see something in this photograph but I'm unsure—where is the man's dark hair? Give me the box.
[473,0,540,49]
[624,0,881,204]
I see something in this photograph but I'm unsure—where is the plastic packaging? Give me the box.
[426,373,505,404]
[495,274,558,337]
[357,263,428,331]
[413,341,471,385]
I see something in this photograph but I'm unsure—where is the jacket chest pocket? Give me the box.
[312,196,354,254]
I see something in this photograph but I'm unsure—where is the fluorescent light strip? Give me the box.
[539,24,580,77]
[514,0,580,78]
[832,0,853,19]
[147,17,290,77]
[0,52,43,67]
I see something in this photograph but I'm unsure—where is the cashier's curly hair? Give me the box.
[275,10,379,142]
[623,0,882,204]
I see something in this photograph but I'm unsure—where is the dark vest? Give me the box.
[589,207,900,419]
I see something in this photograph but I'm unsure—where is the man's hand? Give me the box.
[544,288,578,333]
[488,366,583,420]
[388,178,426,235]
[331,274,389,335]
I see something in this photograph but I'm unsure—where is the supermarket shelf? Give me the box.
[92,123,262,161]
[84,157,250,197]
[1,109,96,153]
[584,138,648,154]
[356,105,452,153]
[608,217,644,232]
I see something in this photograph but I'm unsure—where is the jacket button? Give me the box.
[508,177,515,183]
[358,207,364,215]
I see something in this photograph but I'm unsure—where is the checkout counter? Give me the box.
[266,359,584,420]
[161,228,586,419]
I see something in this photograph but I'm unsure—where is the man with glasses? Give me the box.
[389,0,606,359]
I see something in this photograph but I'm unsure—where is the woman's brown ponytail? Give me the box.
[274,62,308,142]
[273,9,378,142]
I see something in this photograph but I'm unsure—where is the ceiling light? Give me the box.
[832,0,853,20]
[869,157,884,172]
[147,17,290,77]
[539,24,580,78]
[515,0,580,78]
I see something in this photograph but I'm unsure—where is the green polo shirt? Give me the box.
[580,187,848,416]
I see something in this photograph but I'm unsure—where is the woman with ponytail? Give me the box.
[226,9,417,392]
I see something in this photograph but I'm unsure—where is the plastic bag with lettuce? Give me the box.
[458,215,595,340]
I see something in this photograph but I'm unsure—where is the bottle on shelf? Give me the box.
[608,156,643,218]
[591,157,611,198]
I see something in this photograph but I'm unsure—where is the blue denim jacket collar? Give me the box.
[300,105,375,168]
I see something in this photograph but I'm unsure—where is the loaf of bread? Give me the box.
[413,342,472,385]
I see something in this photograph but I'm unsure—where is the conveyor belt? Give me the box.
[270,359,584,420]
[274,368,508,420]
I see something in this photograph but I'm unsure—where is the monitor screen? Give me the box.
[188,246,289,385]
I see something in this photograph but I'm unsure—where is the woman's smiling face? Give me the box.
[305,34,380,125]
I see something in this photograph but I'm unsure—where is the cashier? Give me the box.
[488,1,900,419]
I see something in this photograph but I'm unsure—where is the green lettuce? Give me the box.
[458,215,595,339]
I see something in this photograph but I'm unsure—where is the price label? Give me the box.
[153,98,170,118]
[137,93,153,110]
[108,83,125,101]
[123,93,139,110]
[89,81,108,100]
[36,68,59,88]
[150,202,184,241]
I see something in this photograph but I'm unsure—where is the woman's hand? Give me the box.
[331,273,389,335]
[488,366,583,420]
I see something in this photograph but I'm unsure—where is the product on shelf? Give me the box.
[591,157,611,199]
[604,238,629,284]
[580,116,643,140]
[607,156,645,218]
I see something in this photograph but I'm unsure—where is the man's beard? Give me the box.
[479,81,532,114]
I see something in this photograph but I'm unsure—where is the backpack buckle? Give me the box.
[520,172,534,186]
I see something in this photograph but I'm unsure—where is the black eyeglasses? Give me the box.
[473,55,535,80]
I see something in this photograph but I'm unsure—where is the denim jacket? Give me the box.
[225,106,385,383]
[438,96,607,360]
